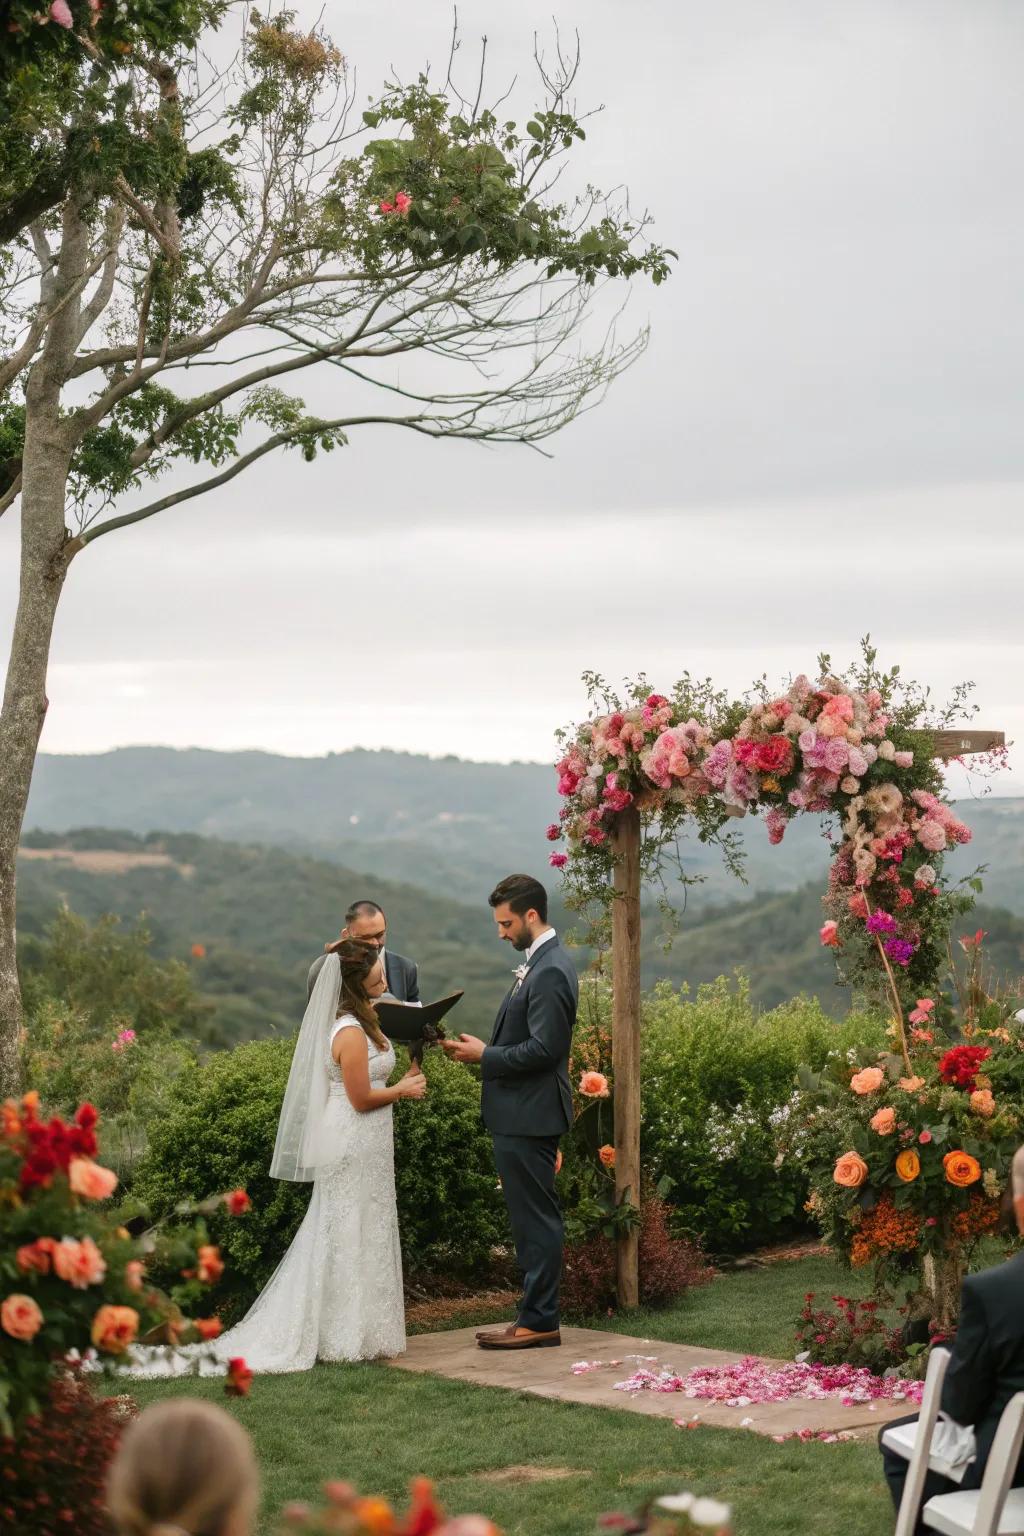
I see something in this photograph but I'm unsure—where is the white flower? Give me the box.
[656,1493,695,1514]
[513,964,528,984]
[877,739,896,761]
[690,1498,732,1528]
[914,865,937,887]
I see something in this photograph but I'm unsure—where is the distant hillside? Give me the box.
[16,830,1024,1041]
[24,746,1024,916]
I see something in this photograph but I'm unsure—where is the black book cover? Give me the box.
[374,992,464,1043]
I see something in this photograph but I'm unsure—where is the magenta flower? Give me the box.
[549,852,568,868]
[865,911,897,936]
[884,937,917,967]
[545,824,561,841]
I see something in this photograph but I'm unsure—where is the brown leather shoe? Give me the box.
[477,1328,561,1351]
[475,1323,518,1341]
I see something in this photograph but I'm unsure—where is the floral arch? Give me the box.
[547,651,1004,1304]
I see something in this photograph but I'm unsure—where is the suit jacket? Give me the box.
[942,1250,1024,1487]
[306,948,419,1004]
[479,935,578,1138]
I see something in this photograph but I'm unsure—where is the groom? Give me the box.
[443,873,577,1350]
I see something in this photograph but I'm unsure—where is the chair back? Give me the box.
[971,1392,1024,1536]
[895,1347,953,1536]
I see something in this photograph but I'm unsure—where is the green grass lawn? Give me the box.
[129,1252,897,1536]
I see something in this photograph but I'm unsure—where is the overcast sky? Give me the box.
[2,0,1022,794]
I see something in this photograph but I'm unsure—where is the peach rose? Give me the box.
[970,1089,995,1118]
[124,1260,145,1293]
[870,1106,896,1135]
[1,1293,43,1341]
[579,1071,610,1099]
[898,1076,926,1092]
[91,1304,139,1355]
[53,1236,107,1289]
[197,1244,224,1285]
[16,1238,55,1276]
[598,1144,616,1168]
[895,1149,921,1182]
[69,1157,118,1201]
[833,1151,869,1188]
[943,1150,982,1188]
[850,1067,885,1095]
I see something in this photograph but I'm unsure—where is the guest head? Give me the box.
[324,936,388,1047]
[488,874,549,952]
[106,1399,259,1536]
[1013,1144,1024,1234]
[339,899,387,952]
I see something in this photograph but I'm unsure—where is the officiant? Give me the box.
[307,899,421,1004]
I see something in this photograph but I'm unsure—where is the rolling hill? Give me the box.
[24,747,1024,917]
[17,829,1024,1043]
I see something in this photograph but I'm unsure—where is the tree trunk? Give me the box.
[611,805,642,1309]
[922,1250,965,1336]
[0,205,84,1097]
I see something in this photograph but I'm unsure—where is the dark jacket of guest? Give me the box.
[943,1250,1024,1487]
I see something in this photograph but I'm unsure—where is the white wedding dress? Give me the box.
[126,999,406,1377]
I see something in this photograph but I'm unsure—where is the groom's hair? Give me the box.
[489,874,548,922]
[345,899,385,925]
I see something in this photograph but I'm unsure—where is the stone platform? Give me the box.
[388,1324,915,1441]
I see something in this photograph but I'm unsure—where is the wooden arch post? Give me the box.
[611,805,642,1309]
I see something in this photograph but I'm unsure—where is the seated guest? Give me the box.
[307,898,419,1003]
[107,1399,259,1536]
[881,1143,1024,1529]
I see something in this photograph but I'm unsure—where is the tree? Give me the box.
[0,10,673,1091]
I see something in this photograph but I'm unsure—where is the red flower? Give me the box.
[75,1104,99,1131]
[938,1045,991,1091]
[959,928,987,952]
[225,1357,253,1397]
[752,735,795,776]
[223,1188,251,1216]
[194,1317,223,1341]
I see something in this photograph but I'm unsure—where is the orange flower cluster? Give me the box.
[951,1193,1002,1242]
[850,1194,921,1267]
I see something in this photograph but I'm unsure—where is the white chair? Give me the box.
[923,1392,1024,1536]
[882,1346,954,1536]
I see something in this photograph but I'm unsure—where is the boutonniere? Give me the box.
[513,963,529,988]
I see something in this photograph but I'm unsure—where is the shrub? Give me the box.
[133,1039,505,1321]
[0,1374,136,1535]
[795,1292,907,1371]
[561,1193,712,1318]
[23,999,195,1183]
[638,976,887,1252]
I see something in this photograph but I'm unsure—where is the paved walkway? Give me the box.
[388,1324,916,1441]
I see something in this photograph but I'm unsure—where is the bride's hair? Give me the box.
[325,936,388,1050]
[106,1399,258,1536]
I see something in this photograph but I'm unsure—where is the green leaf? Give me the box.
[526,120,544,140]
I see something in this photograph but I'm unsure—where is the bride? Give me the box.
[131,937,426,1375]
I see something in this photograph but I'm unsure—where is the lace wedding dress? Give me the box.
[126,1005,406,1377]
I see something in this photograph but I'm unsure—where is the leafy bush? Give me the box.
[133,1039,505,1321]
[23,999,195,1182]
[0,1374,135,1535]
[795,1292,907,1370]
[562,1193,712,1318]
[570,974,887,1254]
[641,977,886,1251]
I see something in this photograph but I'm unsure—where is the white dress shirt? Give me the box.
[525,928,557,962]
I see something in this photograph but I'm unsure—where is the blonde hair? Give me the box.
[1012,1144,1024,1201]
[107,1400,258,1536]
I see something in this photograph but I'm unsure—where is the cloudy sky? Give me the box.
[2,0,1022,793]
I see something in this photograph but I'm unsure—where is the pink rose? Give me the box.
[69,1157,118,1201]
[49,0,74,26]
[919,1129,933,1145]
[917,820,947,852]
[548,852,568,868]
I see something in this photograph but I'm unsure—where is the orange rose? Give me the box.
[16,1238,55,1276]
[970,1089,995,1118]
[124,1260,145,1294]
[53,1236,107,1289]
[943,1151,982,1188]
[870,1107,896,1136]
[598,1144,616,1168]
[895,1149,920,1182]
[197,1244,224,1284]
[194,1316,223,1341]
[833,1151,869,1188]
[91,1304,139,1355]
[579,1071,610,1098]
[1,1293,43,1341]
[69,1157,119,1201]
[850,1067,885,1095]
[352,1498,396,1535]
[898,1076,926,1092]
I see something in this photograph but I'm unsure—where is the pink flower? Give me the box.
[850,1066,885,1095]
[69,1157,118,1200]
[894,750,914,769]
[819,921,841,948]
[545,824,561,841]
[918,1129,933,1145]
[870,1106,896,1135]
[49,0,74,26]
[917,820,947,853]
[549,852,568,868]
[908,999,934,1025]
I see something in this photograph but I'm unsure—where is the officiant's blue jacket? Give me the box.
[480,936,577,1138]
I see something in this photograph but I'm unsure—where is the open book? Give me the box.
[375,992,464,1059]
